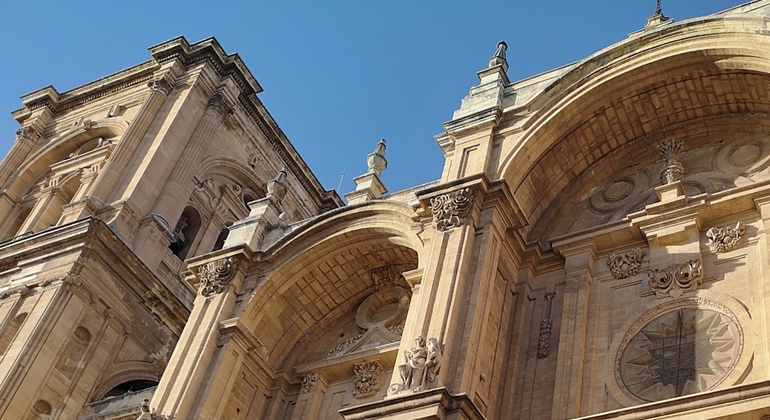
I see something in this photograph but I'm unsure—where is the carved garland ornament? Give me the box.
[706,222,746,253]
[430,188,472,231]
[647,259,702,298]
[353,360,383,398]
[607,248,644,279]
[197,257,236,297]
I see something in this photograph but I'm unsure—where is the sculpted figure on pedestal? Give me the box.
[397,334,441,392]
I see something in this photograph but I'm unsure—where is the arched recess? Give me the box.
[5,120,126,200]
[89,362,160,402]
[239,200,424,372]
[496,20,770,249]
[197,156,267,205]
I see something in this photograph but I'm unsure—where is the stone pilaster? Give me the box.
[0,127,40,188]
[151,91,232,223]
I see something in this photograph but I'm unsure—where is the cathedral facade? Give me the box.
[2,2,770,419]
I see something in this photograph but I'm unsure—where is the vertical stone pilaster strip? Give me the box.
[151,92,232,222]
[89,78,174,203]
[0,128,40,189]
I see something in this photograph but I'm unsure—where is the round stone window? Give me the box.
[616,299,742,402]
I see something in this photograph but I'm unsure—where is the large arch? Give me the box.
[240,200,423,371]
[497,17,770,247]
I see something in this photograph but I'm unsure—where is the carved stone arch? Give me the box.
[7,121,125,199]
[198,156,268,199]
[239,201,423,373]
[494,23,770,249]
[89,362,160,402]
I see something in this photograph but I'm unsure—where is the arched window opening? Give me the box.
[0,312,28,356]
[103,379,158,398]
[243,192,257,210]
[170,207,201,260]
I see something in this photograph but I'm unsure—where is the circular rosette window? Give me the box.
[616,299,743,402]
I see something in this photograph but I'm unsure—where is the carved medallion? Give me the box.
[353,361,382,398]
[617,298,742,402]
[196,257,236,297]
[706,222,745,253]
[430,188,472,231]
[607,248,644,279]
[648,259,702,298]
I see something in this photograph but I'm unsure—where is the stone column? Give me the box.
[551,243,594,419]
[88,77,175,204]
[151,253,246,419]
[0,127,40,188]
[17,183,69,233]
[151,91,232,224]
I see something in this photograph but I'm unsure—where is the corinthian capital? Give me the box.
[206,92,234,117]
[148,78,174,96]
[15,126,40,144]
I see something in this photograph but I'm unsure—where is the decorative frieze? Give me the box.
[301,373,319,394]
[327,334,363,359]
[706,222,745,253]
[659,139,684,184]
[606,248,643,279]
[647,259,702,298]
[353,360,383,398]
[196,257,237,297]
[430,187,472,231]
[394,334,441,393]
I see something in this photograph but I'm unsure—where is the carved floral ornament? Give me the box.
[353,360,383,398]
[196,257,237,297]
[301,373,318,394]
[706,222,746,253]
[430,187,472,231]
[606,248,644,279]
[647,259,703,299]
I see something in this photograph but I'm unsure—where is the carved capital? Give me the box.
[648,259,703,298]
[430,187,472,231]
[301,373,319,394]
[606,248,644,279]
[15,126,40,145]
[353,360,383,398]
[148,78,174,96]
[206,92,233,117]
[196,257,237,297]
[659,139,684,184]
[706,222,745,253]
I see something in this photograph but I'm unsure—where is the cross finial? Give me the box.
[655,0,662,16]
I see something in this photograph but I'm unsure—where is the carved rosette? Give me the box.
[659,139,684,184]
[430,187,472,231]
[148,78,174,96]
[301,373,319,394]
[607,248,644,279]
[706,222,746,253]
[196,257,237,297]
[353,360,382,398]
[647,259,702,298]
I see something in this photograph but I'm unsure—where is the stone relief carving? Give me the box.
[607,248,644,279]
[647,259,703,299]
[616,300,743,402]
[353,360,382,398]
[196,257,236,297]
[394,334,441,393]
[430,188,472,231]
[706,222,746,253]
[660,139,684,184]
[206,91,234,117]
[301,373,319,394]
[537,292,556,359]
[387,324,404,336]
[326,334,363,359]
[15,126,40,144]
[148,78,174,96]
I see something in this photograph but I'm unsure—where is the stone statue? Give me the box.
[398,334,441,392]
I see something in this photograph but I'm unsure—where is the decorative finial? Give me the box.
[645,0,671,28]
[659,139,683,184]
[267,169,288,202]
[366,139,388,176]
[488,41,508,73]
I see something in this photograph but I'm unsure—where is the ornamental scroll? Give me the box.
[647,259,702,298]
[196,257,237,297]
[706,222,745,253]
[430,188,472,231]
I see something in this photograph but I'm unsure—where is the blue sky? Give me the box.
[0,1,744,197]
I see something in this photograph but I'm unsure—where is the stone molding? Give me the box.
[606,248,644,279]
[430,187,472,231]
[647,259,702,298]
[706,222,745,253]
[195,257,237,297]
